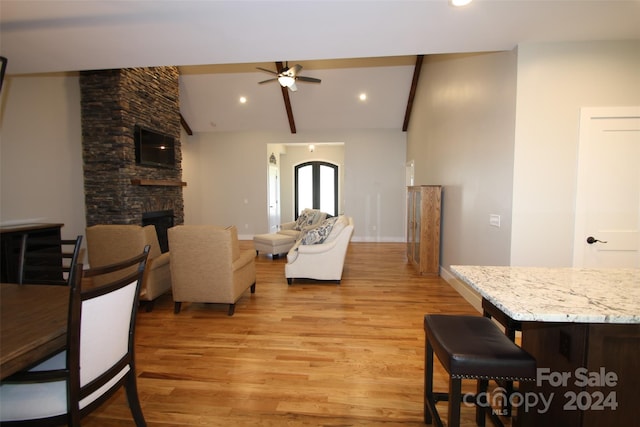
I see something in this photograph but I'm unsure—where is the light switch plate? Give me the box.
[489,214,501,228]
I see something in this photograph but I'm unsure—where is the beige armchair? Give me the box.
[86,224,172,311]
[168,225,256,316]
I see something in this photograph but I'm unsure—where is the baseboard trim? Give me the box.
[239,235,405,243]
[440,267,482,314]
[350,236,406,243]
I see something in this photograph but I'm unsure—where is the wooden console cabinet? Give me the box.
[407,185,441,276]
[0,223,63,283]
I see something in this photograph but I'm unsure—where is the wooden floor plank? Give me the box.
[83,242,507,426]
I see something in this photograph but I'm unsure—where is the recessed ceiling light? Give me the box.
[239,96,247,104]
[359,93,367,101]
[450,0,472,6]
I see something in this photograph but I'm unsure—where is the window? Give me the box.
[294,161,338,217]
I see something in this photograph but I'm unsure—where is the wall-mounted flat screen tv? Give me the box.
[134,125,176,168]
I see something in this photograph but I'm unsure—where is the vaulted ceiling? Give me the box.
[178,56,420,133]
[2,1,638,133]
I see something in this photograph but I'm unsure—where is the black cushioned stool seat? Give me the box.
[424,315,536,427]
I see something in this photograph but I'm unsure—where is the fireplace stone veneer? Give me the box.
[80,67,185,227]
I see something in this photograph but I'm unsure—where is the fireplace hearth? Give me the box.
[142,210,174,253]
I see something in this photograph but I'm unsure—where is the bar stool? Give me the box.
[482,299,523,416]
[423,315,536,427]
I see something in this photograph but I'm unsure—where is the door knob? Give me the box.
[586,236,607,244]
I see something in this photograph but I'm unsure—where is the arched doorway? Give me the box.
[294,161,339,218]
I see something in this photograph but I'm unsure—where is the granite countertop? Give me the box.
[451,265,640,324]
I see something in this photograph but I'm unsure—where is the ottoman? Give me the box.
[253,233,296,258]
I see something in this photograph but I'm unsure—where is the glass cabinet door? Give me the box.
[414,190,421,264]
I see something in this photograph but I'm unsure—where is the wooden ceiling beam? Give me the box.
[276,61,296,134]
[180,113,193,135]
[402,54,424,132]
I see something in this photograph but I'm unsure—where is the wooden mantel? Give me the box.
[131,179,187,187]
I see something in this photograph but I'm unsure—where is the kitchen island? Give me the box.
[451,266,640,427]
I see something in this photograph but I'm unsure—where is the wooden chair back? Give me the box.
[18,235,83,285]
[70,245,150,423]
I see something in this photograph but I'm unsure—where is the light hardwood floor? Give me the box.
[84,242,497,426]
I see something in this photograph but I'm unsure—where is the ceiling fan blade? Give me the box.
[290,64,303,76]
[296,76,321,84]
[256,67,278,75]
[258,78,278,84]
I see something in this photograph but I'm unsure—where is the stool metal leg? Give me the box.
[424,339,445,427]
[483,300,521,418]
[448,377,462,427]
[476,379,488,427]
[424,339,434,424]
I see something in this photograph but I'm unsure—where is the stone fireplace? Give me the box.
[80,67,185,238]
[142,210,174,253]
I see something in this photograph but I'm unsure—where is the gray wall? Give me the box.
[0,73,86,244]
[407,50,518,270]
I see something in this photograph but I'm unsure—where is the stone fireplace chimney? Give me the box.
[80,67,185,228]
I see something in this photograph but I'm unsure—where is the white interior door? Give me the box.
[573,107,640,268]
[268,164,280,232]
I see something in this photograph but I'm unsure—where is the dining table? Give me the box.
[450,266,640,427]
[0,282,69,380]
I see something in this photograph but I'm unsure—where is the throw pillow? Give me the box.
[301,216,338,245]
[294,209,314,231]
[325,215,348,243]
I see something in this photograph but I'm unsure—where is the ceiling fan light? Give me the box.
[278,76,295,87]
[450,0,472,6]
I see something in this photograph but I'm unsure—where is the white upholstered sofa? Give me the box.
[285,215,354,284]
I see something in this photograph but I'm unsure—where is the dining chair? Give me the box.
[0,246,150,426]
[17,235,83,286]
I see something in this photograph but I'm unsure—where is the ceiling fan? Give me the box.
[257,62,321,92]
